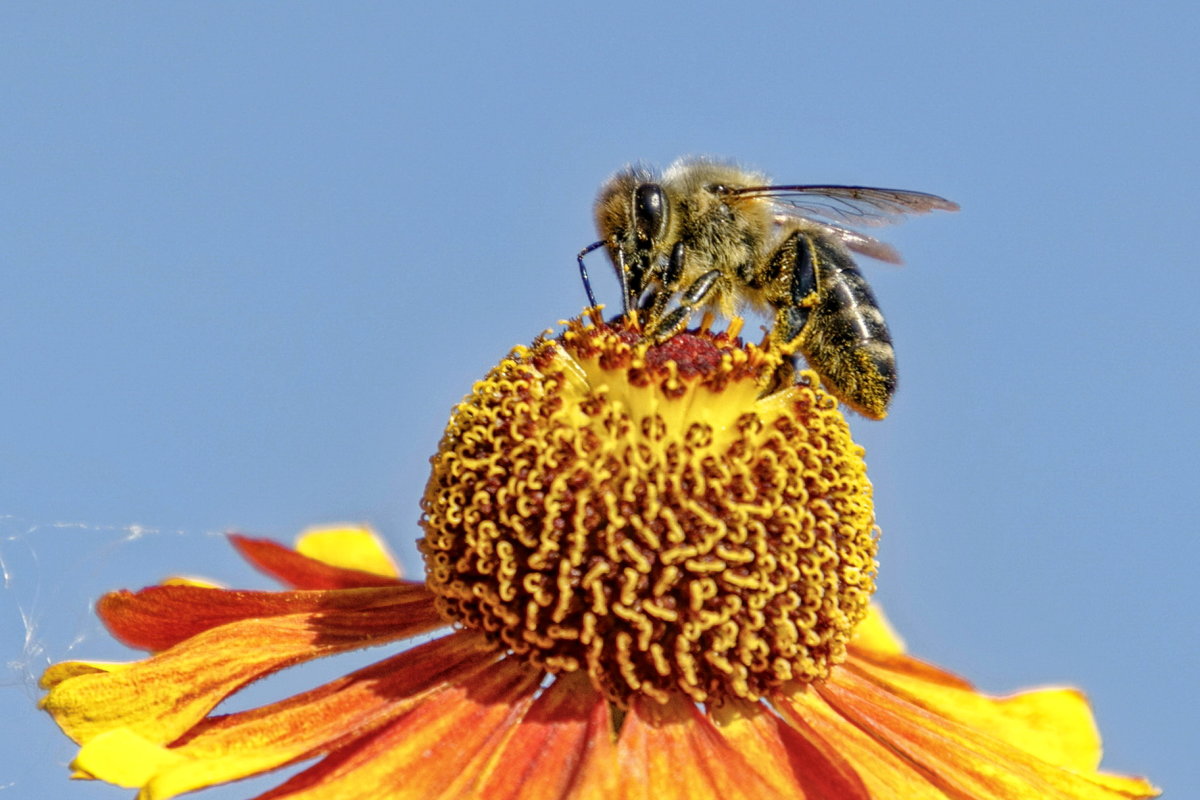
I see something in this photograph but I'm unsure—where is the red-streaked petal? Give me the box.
[72,633,499,800]
[177,632,495,752]
[97,583,439,652]
[773,683,952,799]
[472,672,617,800]
[847,644,976,691]
[231,534,406,589]
[248,658,545,800]
[607,694,788,800]
[820,667,1159,799]
[847,652,1103,772]
[712,698,870,800]
[41,598,443,746]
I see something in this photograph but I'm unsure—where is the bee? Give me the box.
[576,157,958,418]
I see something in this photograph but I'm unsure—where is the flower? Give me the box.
[41,315,1158,799]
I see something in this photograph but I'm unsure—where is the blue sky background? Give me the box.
[2,3,1195,797]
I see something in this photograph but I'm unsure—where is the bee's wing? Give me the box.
[796,219,905,264]
[738,185,960,228]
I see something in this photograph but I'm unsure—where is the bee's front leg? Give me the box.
[648,268,720,342]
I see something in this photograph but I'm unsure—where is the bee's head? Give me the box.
[594,166,675,300]
[595,166,671,253]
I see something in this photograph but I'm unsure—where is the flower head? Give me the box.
[40,315,1159,799]
[421,316,875,705]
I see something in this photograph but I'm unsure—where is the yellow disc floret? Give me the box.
[419,316,877,706]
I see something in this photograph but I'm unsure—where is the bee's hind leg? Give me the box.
[773,305,810,349]
[767,231,818,351]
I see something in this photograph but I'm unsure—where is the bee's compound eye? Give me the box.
[706,183,728,194]
[634,184,668,243]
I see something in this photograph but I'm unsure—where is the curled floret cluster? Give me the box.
[420,317,877,706]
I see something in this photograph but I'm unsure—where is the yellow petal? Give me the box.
[40,660,125,688]
[857,653,1104,772]
[295,525,401,578]
[142,747,299,800]
[850,603,906,654]
[72,729,187,789]
[42,598,432,746]
[161,576,223,588]
[821,668,1159,799]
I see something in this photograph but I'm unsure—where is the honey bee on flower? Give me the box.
[577,157,958,418]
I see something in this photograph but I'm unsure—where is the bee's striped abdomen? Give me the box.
[783,234,896,419]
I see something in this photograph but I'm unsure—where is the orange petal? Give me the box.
[230,534,406,589]
[97,583,439,651]
[847,645,976,692]
[41,593,444,747]
[774,683,957,800]
[70,633,499,800]
[820,667,1159,799]
[712,698,871,800]
[471,671,618,800]
[606,694,789,800]
[246,658,545,799]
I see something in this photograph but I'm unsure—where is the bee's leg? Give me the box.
[663,242,686,289]
[615,249,634,315]
[649,306,692,341]
[761,354,799,396]
[682,268,721,306]
[576,240,606,310]
[639,287,663,315]
[641,285,671,322]
[772,232,819,346]
[640,242,684,324]
[648,268,720,341]
[776,306,811,347]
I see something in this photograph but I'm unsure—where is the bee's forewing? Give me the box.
[752,186,958,228]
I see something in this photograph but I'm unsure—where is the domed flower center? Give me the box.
[419,316,877,706]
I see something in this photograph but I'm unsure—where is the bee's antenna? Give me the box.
[615,248,631,315]
[576,241,605,310]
